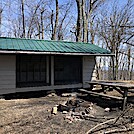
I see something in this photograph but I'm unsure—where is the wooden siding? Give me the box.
[0,55,16,91]
[0,83,82,95]
[83,56,95,88]
[16,83,82,93]
[0,55,96,95]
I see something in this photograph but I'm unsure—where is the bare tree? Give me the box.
[40,8,45,39]
[21,0,25,38]
[81,0,88,42]
[57,1,73,40]
[0,8,2,26]
[27,0,42,38]
[75,0,106,43]
[0,8,3,36]
[97,0,134,80]
[75,0,82,42]
[51,0,59,40]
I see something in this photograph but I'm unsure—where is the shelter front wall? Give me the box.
[0,55,16,92]
[83,56,95,88]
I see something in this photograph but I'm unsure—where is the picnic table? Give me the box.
[79,81,134,110]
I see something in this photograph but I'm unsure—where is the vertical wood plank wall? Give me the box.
[0,55,16,94]
[83,56,96,88]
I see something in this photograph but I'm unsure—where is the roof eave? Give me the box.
[0,50,114,56]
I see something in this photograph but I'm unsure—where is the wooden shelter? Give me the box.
[0,37,113,95]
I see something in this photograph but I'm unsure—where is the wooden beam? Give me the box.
[0,50,115,56]
[46,56,49,84]
[51,56,54,85]
[122,88,128,110]
[78,89,123,100]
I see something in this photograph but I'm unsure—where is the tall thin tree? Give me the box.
[21,0,25,38]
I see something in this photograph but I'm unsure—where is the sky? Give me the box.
[0,0,133,38]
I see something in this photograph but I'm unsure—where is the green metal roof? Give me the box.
[0,37,112,55]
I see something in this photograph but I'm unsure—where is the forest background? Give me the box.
[0,0,134,80]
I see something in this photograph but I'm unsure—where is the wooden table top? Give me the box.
[88,81,134,89]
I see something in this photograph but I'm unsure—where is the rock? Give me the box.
[61,93,77,97]
[62,111,68,114]
[80,101,93,108]
[61,93,71,97]
[57,104,70,112]
[89,108,97,115]
[61,101,67,106]
[74,118,82,121]
[66,99,80,107]
[74,107,85,112]
[105,107,110,112]
[65,115,74,122]
[47,90,57,97]
[70,93,77,97]
[52,106,58,115]
[89,106,93,110]
[81,111,86,115]
[85,106,93,114]
[85,108,90,114]
[47,93,57,97]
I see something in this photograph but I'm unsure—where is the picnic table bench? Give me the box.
[79,81,134,110]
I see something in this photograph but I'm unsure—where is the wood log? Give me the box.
[104,127,134,134]
[85,118,116,134]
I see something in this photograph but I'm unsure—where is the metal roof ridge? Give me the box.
[0,37,95,45]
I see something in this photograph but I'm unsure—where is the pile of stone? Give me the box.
[51,98,98,123]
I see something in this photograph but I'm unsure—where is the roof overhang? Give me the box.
[0,50,115,56]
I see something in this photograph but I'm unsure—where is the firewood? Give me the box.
[86,118,116,134]
[104,127,134,134]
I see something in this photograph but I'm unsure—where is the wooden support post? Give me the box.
[46,56,49,84]
[90,84,94,90]
[101,85,106,94]
[112,56,116,80]
[122,88,128,110]
[51,56,54,85]
[82,56,85,87]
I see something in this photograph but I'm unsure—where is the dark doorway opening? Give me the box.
[54,56,82,85]
[16,55,47,87]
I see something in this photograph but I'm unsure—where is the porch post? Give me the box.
[112,55,115,80]
[46,56,49,84]
[82,56,84,86]
[51,56,54,85]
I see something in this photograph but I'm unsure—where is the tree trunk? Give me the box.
[51,10,54,39]
[38,24,41,39]
[41,9,44,39]
[52,0,59,40]
[90,20,95,44]
[127,48,131,80]
[0,8,2,26]
[21,0,25,38]
[76,0,82,42]
[0,8,2,36]
[130,61,134,80]
[82,0,87,43]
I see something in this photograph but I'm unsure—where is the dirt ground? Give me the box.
[0,89,134,134]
